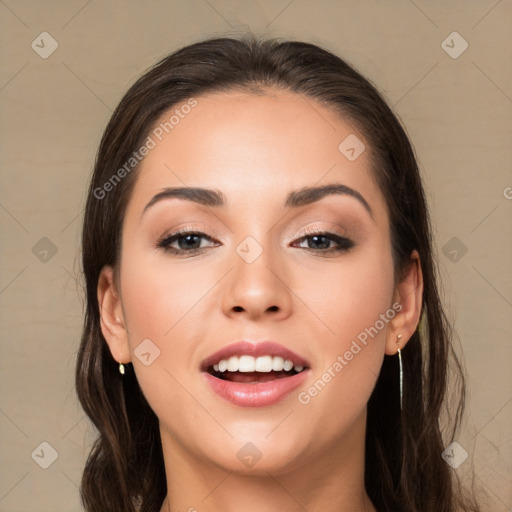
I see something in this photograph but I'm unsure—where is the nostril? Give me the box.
[233,306,244,312]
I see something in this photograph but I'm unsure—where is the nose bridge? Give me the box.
[221,231,292,319]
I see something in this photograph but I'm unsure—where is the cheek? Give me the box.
[118,246,224,407]
[120,246,215,344]
[298,246,395,355]
[293,245,395,420]
[118,257,210,440]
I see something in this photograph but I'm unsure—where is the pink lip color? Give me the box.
[203,369,309,407]
[201,340,311,407]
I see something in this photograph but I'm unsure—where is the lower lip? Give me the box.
[203,370,309,407]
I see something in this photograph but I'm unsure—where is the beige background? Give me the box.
[0,1,511,510]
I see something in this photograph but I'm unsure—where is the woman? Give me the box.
[76,34,481,511]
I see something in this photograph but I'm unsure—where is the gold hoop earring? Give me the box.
[397,334,403,410]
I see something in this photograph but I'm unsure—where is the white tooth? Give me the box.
[238,355,255,372]
[213,364,219,372]
[255,355,273,372]
[272,356,285,371]
[294,365,304,372]
[283,359,294,371]
[227,355,239,372]
[218,359,228,372]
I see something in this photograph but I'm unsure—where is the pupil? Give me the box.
[180,234,200,249]
[309,235,329,249]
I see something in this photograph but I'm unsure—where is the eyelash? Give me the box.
[294,227,354,255]
[155,227,354,257]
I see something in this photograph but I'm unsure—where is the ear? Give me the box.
[385,250,423,355]
[97,265,131,364]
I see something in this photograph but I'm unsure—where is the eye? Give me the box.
[292,229,354,254]
[155,228,354,257]
[155,229,220,256]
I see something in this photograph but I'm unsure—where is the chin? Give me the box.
[206,442,305,476]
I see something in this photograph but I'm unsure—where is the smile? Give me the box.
[201,341,311,407]
[214,355,304,375]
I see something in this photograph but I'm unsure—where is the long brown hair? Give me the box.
[76,34,480,511]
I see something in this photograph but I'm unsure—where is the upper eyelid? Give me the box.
[295,226,347,237]
[160,227,349,239]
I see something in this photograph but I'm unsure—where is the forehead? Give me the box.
[125,89,387,219]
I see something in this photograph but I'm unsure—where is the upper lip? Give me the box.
[200,340,311,371]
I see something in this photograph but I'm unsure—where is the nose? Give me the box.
[221,240,293,322]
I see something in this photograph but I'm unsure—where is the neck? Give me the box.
[158,410,376,512]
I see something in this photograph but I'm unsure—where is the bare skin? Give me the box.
[97,89,423,512]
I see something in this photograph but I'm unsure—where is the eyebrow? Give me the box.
[142,183,373,218]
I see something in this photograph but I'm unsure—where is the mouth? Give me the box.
[201,341,311,407]
[207,355,307,383]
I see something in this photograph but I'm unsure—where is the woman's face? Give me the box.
[111,89,398,474]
